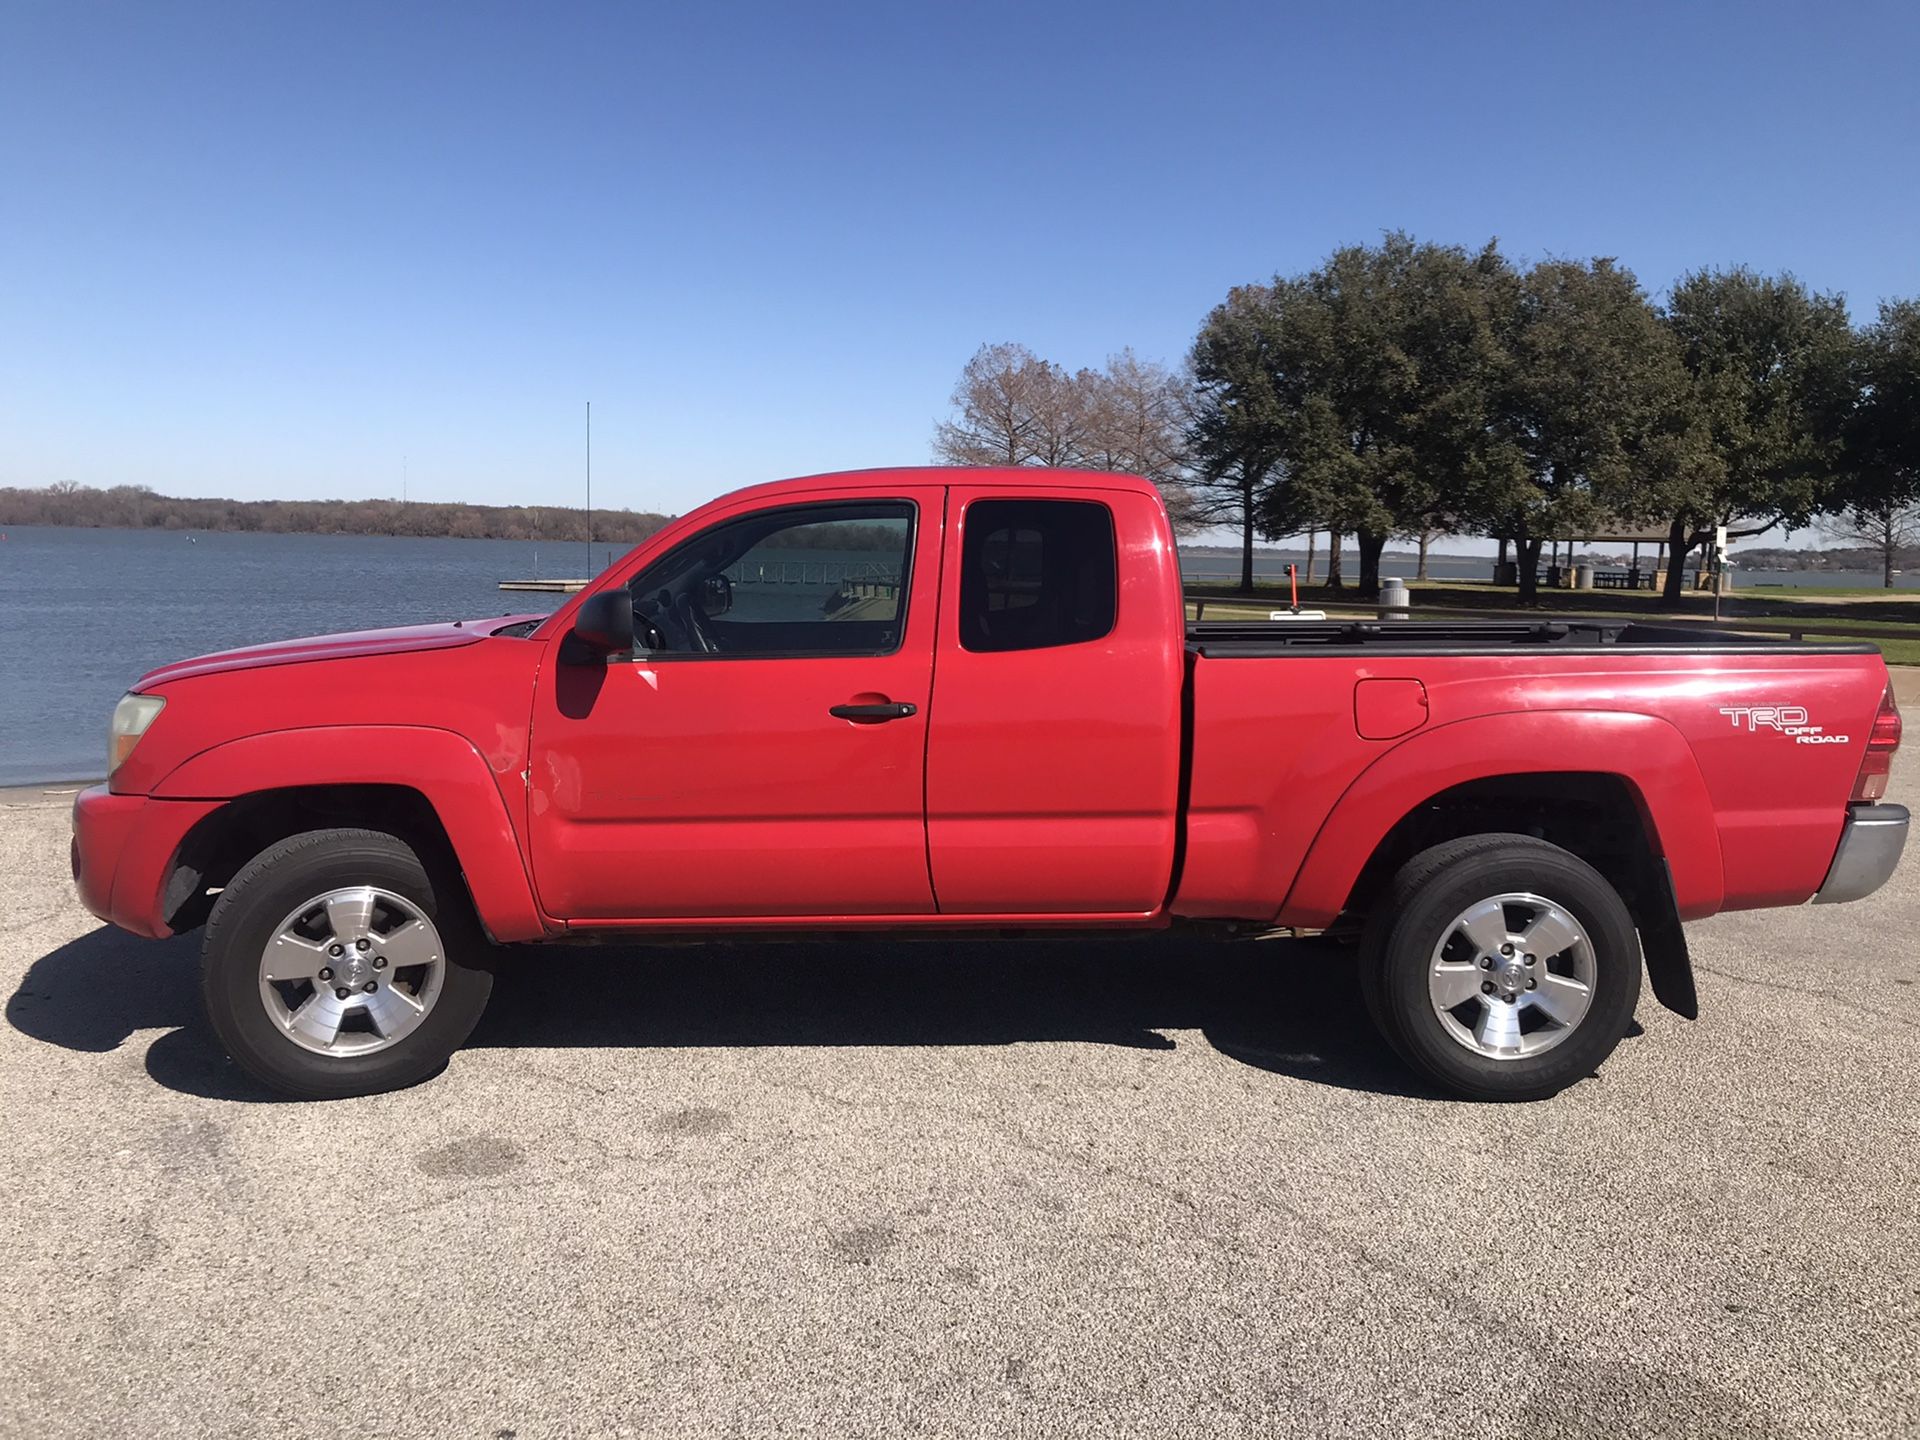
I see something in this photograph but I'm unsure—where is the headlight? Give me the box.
[108,693,165,777]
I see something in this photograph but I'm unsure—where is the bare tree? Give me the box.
[1818,500,1920,588]
[934,343,1074,467]
[933,342,1201,531]
[1025,361,1094,468]
[1080,349,1201,531]
[1404,521,1455,581]
[1081,350,1179,471]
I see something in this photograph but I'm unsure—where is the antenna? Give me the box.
[585,401,593,575]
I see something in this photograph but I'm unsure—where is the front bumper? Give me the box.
[70,785,221,938]
[1813,803,1909,905]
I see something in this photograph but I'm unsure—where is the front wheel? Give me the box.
[201,828,495,1099]
[1359,835,1642,1101]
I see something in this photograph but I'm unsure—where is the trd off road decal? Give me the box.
[1719,706,1852,745]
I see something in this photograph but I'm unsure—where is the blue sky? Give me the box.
[3,0,1917,522]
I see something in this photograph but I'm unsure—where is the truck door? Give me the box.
[925,485,1184,915]
[528,487,943,921]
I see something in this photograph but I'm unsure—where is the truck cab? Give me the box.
[529,469,1183,923]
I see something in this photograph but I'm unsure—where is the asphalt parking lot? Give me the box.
[4,762,1918,1439]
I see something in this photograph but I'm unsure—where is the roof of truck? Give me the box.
[719,466,1164,505]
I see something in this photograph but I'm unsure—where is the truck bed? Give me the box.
[1185,619,1880,658]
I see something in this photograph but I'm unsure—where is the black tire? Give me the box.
[1359,834,1642,1102]
[201,828,494,1100]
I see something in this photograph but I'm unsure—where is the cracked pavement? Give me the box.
[3,749,1918,1439]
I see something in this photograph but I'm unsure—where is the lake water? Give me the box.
[0,524,1903,784]
[0,527,576,785]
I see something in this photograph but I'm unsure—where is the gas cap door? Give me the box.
[1354,678,1429,740]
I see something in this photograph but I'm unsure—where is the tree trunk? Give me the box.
[1326,530,1344,590]
[1660,518,1691,606]
[1886,513,1898,589]
[1357,531,1388,598]
[1239,485,1254,593]
[1496,536,1509,568]
[1516,536,1544,604]
[1417,529,1431,582]
[1304,530,1316,585]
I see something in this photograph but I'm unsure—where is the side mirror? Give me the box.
[698,572,733,617]
[565,589,634,662]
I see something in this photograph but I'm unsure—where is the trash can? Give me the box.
[1379,576,1411,619]
[1573,563,1596,590]
[1493,561,1518,586]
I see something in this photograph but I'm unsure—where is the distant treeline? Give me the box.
[1736,545,1920,573]
[0,482,674,543]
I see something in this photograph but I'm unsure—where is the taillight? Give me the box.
[1852,683,1902,802]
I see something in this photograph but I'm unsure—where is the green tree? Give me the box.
[1264,247,1409,595]
[1267,235,1516,596]
[1827,299,1920,586]
[1187,238,1517,597]
[1186,284,1292,590]
[1482,258,1703,603]
[1659,268,1856,603]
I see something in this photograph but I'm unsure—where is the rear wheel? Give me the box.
[1359,834,1641,1101]
[201,828,494,1099]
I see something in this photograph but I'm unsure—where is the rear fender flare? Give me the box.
[1278,710,1725,929]
[152,726,550,942]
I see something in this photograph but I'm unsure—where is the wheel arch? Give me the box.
[1279,710,1726,932]
[1339,772,1654,917]
[150,727,550,942]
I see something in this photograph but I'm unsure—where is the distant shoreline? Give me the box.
[1,485,1887,575]
[1,521,1892,578]
[0,483,672,545]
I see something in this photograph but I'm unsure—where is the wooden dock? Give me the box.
[499,579,588,593]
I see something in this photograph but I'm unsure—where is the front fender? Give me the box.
[152,725,550,942]
[1277,710,1726,928]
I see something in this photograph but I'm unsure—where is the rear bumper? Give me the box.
[70,785,221,938]
[1813,803,1909,905]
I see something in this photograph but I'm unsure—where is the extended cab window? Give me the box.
[628,502,914,658]
[959,499,1117,653]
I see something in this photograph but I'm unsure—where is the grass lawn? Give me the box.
[1873,639,1920,666]
[1412,578,1920,616]
[1741,584,1915,598]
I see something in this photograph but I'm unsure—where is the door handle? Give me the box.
[830,701,918,722]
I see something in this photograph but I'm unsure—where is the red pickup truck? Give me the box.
[72,467,1908,1101]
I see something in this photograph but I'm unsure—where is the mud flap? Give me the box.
[1638,858,1698,1020]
